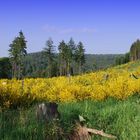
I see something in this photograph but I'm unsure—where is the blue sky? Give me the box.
[0,0,140,57]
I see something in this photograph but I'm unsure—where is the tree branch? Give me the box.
[87,128,117,139]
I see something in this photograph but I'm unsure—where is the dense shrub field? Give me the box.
[0,61,140,109]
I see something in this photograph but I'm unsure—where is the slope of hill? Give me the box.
[23,52,123,77]
[0,61,140,140]
[84,54,123,72]
[0,52,123,78]
[0,60,140,105]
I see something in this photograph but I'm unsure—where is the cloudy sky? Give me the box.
[0,0,140,57]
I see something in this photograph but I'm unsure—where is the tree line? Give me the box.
[44,38,85,77]
[115,39,140,65]
[130,39,140,61]
[5,31,86,79]
[2,31,138,79]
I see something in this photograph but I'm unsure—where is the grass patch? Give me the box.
[0,95,140,139]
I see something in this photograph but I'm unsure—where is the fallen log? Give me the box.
[87,128,117,139]
[36,104,117,140]
[69,123,117,140]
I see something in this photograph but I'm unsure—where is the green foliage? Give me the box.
[58,40,70,76]
[2,35,124,78]
[0,108,46,140]
[115,52,130,65]
[22,52,48,78]
[75,42,85,74]
[9,31,27,79]
[0,95,140,139]
[84,54,119,72]
[58,38,86,76]
[0,57,11,79]
[130,39,140,61]
[0,53,120,79]
[116,39,140,65]
[43,38,57,77]
[60,95,140,140]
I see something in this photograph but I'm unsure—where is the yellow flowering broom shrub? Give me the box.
[0,61,140,108]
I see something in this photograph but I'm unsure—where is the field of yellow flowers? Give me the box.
[0,61,140,108]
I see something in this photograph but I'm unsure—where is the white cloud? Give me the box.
[59,28,75,34]
[42,24,96,34]
[42,24,59,32]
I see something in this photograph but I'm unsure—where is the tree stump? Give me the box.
[69,123,91,140]
[36,102,60,122]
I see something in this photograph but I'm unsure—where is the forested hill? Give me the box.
[0,52,123,78]
[23,52,122,77]
[84,54,123,71]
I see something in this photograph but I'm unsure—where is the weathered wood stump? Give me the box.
[36,103,117,140]
[69,123,91,140]
[36,102,60,122]
[68,122,117,140]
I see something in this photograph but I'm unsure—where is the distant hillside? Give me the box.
[83,54,123,72]
[0,52,123,78]
[23,52,123,76]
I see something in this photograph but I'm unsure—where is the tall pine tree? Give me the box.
[9,31,27,79]
[68,38,76,75]
[58,40,68,76]
[75,42,85,74]
[43,38,56,77]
